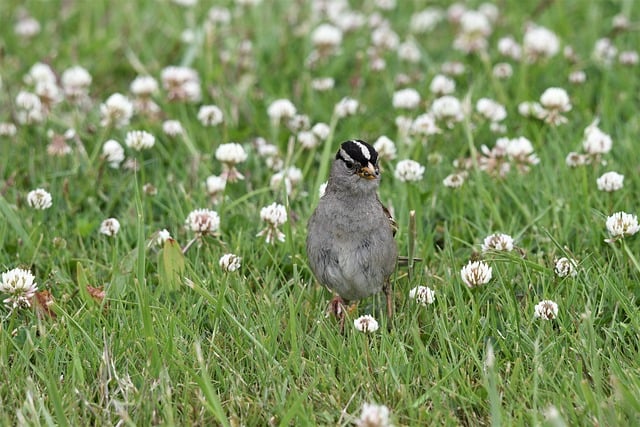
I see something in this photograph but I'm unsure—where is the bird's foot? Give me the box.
[326,296,358,333]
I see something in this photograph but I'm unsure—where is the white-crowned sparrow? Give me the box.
[307,139,398,329]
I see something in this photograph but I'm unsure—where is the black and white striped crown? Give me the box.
[335,139,378,166]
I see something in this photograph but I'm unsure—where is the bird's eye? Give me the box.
[344,160,354,169]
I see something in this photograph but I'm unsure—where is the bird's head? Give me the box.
[330,139,381,195]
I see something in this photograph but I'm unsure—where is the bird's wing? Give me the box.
[379,197,398,237]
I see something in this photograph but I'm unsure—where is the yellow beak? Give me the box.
[357,163,379,180]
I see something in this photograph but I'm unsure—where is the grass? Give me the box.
[1,0,640,425]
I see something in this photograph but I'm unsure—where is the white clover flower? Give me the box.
[453,10,492,53]
[236,0,263,6]
[564,46,578,65]
[172,0,197,6]
[130,75,158,97]
[460,260,492,288]
[286,114,310,133]
[442,172,466,188]
[15,91,45,124]
[311,77,335,91]
[61,66,92,101]
[370,56,387,73]
[410,8,443,33]
[539,87,571,125]
[392,88,421,110]
[506,136,537,160]
[479,3,499,22]
[0,122,17,137]
[26,188,52,210]
[409,286,435,306]
[492,62,513,79]
[265,155,284,171]
[395,115,413,135]
[534,300,558,320]
[397,40,421,63]
[540,87,571,112]
[565,152,590,168]
[441,61,465,76]
[267,99,297,125]
[597,171,624,192]
[205,174,227,203]
[476,98,507,122]
[24,63,56,86]
[334,97,359,118]
[371,25,400,50]
[270,167,303,194]
[372,55,390,72]
[1,268,38,309]
[208,6,231,24]
[612,14,630,30]
[185,209,220,235]
[490,122,507,134]
[373,136,397,161]
[375,0,396,10]
[197,105,224,126]
[568,70,587,85]
[219,253,242,272]
[255,139,279,158]
[410,113,441,136]
[161,65,201,102]
[260,203,287,226]
[162,120,184,137]
[592,38,617,65]
[481,233,514,252]
[429,74,455,96]
[142,183,158,196]
[460,10,491,35]
[619,51,639,66]
[100,93,133,128]
[606,212,640,240]
[394,159,425,182]
[479,136,539,175]
[518,101,545,119]
[155,229,172,246]
[311,23,343,50]
[353,315,380,333]
[357,402,391,427]
[497,36,522,60]
[216,142,247,181]
[582,121,612,155]
[297,130,319,149]
[34,80,63,107]
[523,25,560,61]
[14,16,40,38]
[125,130,155,151]
[311,122,330,140]
[334,10,366,33]
[257,202,287,244]
[431,95,464,125]
[100,218,121,237]
[122,158,140,172]
[554,257,578,278]
[102,139,125,168]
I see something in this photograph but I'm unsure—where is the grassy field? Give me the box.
[1,0,640,425]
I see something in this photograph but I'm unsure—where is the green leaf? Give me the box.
[76,262,93,306]
[158,238,185,293]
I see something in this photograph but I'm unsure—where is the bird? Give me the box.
[306,139,398,331]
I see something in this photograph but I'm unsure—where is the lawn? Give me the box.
[1,0,639,425]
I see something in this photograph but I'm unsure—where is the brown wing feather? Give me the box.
[379,197,398,237]
[379,197,423,265]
